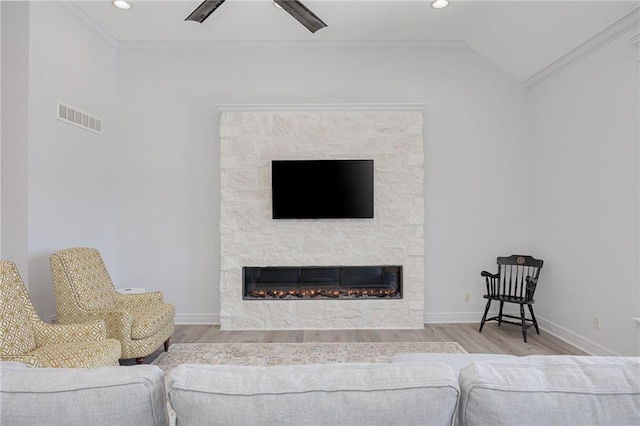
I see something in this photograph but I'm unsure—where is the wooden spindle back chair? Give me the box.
[479,255,544,342]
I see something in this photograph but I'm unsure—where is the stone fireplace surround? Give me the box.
[219,106,425,329]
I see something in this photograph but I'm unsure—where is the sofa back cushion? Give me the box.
[169,362,460,426]
[458,355,640,426]
[0,362,169,426]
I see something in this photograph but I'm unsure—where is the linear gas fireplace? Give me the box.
[243,266,402,300]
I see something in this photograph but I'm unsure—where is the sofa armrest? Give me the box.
[32,320,109,347]
[114,291,164,308]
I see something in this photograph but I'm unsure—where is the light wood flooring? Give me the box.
[170,323,586,357]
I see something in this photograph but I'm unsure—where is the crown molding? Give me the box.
[524,8,640,89]
[55,1,117,47]
[117,39,471,52]
[216,103,428,112]
[630,32,640,46]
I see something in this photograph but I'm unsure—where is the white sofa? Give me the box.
[2,355,639,426]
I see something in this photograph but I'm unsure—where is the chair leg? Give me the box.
[528,304,539,334]
[479,300,492,332]
[135,357,146,365]
[164,337,171,352]
[498,301,504,326]
[520,304,527,343]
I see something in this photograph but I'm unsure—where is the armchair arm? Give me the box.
[0,355,43,368]
[113,291,164,308]
[32,320,108,347]
[61,309,134,344]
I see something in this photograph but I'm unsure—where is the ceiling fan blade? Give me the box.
[273,0,327,33]
[185,0,226,23]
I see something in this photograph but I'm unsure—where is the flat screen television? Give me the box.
[272,159,374,219]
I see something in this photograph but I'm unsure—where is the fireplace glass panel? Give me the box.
[243,265,402,300]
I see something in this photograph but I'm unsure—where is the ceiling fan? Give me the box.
[185,0,328,33]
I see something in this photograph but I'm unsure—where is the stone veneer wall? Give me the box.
[219,109,424,329]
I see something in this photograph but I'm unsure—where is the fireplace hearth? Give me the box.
[243,266,402,300]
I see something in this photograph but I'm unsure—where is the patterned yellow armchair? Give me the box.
[50,247,175,364]
[0,261,121,368]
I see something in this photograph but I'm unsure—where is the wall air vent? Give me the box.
[57,102,102,134]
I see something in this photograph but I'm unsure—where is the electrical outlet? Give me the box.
[593,315,601,330]
[464,292,471,303]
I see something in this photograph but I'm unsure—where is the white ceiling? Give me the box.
[74,0,639,81]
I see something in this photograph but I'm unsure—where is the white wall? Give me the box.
[529,27,640,356]
[1,2,3,259]
[1,1,30,280]
[22,2,117,320]
[115,42,530,324]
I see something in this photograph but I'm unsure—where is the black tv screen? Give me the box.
[272,159,374,219]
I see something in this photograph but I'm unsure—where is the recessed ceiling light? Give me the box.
[431,0,449,9]
[112,0,131,10]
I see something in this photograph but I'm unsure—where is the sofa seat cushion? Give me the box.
[0,362,169,426]
[129,304,175,340]
[28,339,121,368]
[168,362,460,426]
[391,353,517,373]
[458,355,640,426]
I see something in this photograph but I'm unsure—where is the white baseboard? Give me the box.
[424,311,487,324]
[536,317,621,356]
[175,313,220,325]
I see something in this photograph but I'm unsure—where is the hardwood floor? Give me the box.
[171,323,586,356]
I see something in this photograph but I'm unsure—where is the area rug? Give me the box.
[151,341,467,374]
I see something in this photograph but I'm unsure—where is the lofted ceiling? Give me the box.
[74,0,638,82]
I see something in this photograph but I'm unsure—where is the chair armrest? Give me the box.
[32,320,108,347]
[481,271,499,279]
[0,355,43,368]
[525,276,538,300]
[113,291,164,308]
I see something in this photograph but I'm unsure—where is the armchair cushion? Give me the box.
[28,339,121,368]
[52,248,116,310]
[32,320,109,347]
[0,265,37,356]
[129,304,176,340]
